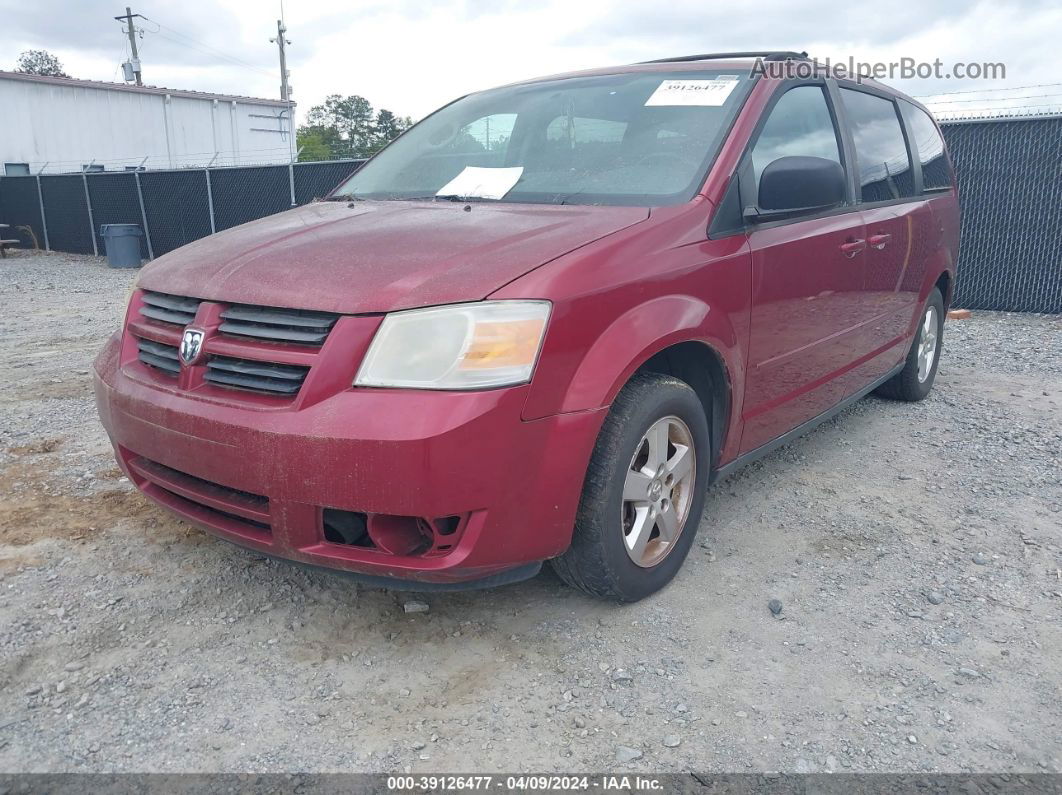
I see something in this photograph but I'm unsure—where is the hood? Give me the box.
[137,200,649,314]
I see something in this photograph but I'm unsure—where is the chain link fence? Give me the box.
[940,118,1062,314]
[1,119,1060,313]
[0,159,365,260]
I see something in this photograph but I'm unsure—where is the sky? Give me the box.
[2,0,1060,123]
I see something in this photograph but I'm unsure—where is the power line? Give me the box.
[141,16,276,79]
[914,81,1062,98]
[928,100,1062,111]
[933,103,1062,116]
[924,92,1062,105]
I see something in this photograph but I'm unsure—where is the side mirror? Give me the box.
[746,156,846,222]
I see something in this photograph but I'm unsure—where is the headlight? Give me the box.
[355,300,551,390]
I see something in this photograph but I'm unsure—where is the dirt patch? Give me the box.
[0,554,44,571]
[0,454,160,545]
[12,375,93,402]
[8,437,63,455]
[0,489,159,546]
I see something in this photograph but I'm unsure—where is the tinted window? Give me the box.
[840,89,915,202]
[750,85,843,186]
[900,102,951,191]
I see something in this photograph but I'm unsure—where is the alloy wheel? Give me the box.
[621,415,697,568]
[917,305,939,383]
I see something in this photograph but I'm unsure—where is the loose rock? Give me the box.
[615,746,643,763]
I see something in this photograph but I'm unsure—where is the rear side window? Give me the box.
[840,88,916,202]
[750,85,843,185]
[900,102,952,191]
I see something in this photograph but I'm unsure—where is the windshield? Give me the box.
[333,69,753,207]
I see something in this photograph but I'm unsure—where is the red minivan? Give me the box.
[94,52,959,601]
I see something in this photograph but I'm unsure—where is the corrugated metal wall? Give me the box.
[0,74,294,173]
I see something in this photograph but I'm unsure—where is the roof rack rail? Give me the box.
[639,51,809,65]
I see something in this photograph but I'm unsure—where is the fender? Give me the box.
[561,294,739,413]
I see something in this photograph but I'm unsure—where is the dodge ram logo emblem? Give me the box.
[180,329,205,365]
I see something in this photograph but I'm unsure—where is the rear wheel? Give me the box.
[550,373,710,601]
[876,287,944,402]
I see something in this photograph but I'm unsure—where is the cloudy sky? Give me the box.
[3,0,1060,122]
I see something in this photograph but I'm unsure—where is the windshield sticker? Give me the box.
[436,166,524,200]
[644,78,740,107]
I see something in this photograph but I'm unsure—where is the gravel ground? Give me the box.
[1,251,1059,774]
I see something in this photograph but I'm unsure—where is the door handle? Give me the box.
[868,233,892,250]
[840,238,866,258]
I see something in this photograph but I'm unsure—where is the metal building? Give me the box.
[0,71,295,175]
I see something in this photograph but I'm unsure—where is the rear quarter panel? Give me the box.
[910,190,960,334]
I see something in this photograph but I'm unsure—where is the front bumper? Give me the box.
[93,333,605,585]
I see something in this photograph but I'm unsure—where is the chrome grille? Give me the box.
[137,338,180,375]
[219,304,340,346]
[140,291,202,326]
[204,355,309,395]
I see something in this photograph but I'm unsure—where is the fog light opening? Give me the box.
[322,509,373,547]
[367,514,431,556]
[435,516,461,536]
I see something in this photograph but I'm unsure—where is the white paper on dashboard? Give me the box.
[644,78,739,107]
[436,166,524,200]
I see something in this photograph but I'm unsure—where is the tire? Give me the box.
[550,373,710,602]
[876,287,945,402]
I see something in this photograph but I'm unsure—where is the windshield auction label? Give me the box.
[644,78,739,107]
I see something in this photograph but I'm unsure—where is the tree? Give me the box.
[16,50,69,77]
[296,125,337,162]
[299,95,414,160]
[305,94,377,158]
[372,109,411,151]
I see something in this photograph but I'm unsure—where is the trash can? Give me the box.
[99,224,144,268]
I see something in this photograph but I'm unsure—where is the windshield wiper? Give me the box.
[393,194,494,202]
[322,195,365,202]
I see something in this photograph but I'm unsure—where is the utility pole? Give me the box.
[271,19,291,103]
[271,17,296,203]
[115,7,144,85]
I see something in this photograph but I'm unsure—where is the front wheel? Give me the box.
[876,287,945,402]
[550,373,710,601]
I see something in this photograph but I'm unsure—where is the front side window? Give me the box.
[333,70,752,206]
[840,88,916,202]
[749,85,843,186]
[900,101,951,191]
